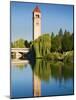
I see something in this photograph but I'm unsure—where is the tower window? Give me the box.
[36,14,39,18]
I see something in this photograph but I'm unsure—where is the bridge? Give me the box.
[11,48,30,59]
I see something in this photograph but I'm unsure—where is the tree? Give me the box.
[32,34,51,57]
[62,30,72,51]
[12,39,26,48]
[58,28,63,37]
[70,33,74,50]
[51,32,56,52]
[55,35,62,52]
[58,28,63,52]
[24,40,30,48]
[51,32,54,38]
[51,29,63,53]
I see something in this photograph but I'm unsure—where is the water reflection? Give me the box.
[33,59,74,96]
[11,58,74,98]
[34,74,41,96]
[11,59,33,98]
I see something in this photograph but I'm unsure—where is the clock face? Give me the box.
[36,22,39,25]
[36,14,39,18]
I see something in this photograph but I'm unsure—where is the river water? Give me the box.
[11,59,74,98]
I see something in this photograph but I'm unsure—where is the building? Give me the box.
[33,6,41,40]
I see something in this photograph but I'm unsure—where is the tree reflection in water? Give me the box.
[31,59,74,96]
[11,58,74,97]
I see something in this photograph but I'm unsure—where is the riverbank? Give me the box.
[38,51,74,63]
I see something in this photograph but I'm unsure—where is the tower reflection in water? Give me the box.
[34,74,41,96]
[33,59,51,97]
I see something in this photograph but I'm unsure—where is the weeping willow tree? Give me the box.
[31,34,51,58]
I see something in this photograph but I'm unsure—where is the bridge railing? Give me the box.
[11,48,30,50]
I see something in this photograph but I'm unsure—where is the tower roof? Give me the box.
[33,6,40,13]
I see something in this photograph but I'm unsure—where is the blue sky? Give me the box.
[11,2,73,42]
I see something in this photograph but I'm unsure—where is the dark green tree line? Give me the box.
[51,29,73,53]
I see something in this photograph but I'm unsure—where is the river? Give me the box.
[11,59,74,98]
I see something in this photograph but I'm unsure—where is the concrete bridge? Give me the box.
[11,48,30,59]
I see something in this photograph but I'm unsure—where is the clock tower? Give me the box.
[33,6,41,40]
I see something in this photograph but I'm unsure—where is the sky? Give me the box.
[11,1,74,42]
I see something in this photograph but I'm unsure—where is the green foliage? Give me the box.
[32,59,73,82]
[62,30,73,51]
[44,51,73,63]
[24,40,30,48]
[11,39,30,48]
[32,34,51,58]
[51,29,74,53]
[59,28,63,37]
[63,51,74,63]
[44,52,63,61]
[51,29,63,52]
[69,33,74,50]
[11,39,25,48]
[33,59,51,82]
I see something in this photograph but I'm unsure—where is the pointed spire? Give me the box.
[33,6,40,13]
